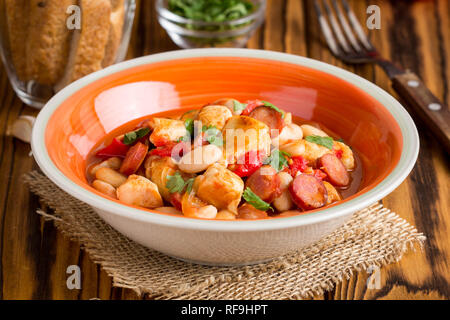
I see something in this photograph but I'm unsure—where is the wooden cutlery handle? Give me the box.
[392,71,450,154]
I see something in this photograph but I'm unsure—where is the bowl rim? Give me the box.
[31,48,419,232]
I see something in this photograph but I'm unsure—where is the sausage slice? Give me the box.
[317,153,350,187]
[245,165,282,203]
[248,106,284,134]
[120,142,149,176]
[289,174,328,210]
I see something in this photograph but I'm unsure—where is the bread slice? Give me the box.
[102,0,125,67]
[4,0,30,81]
[55,0,112,91]
[26,0,76,85]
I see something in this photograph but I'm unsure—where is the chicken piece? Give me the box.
[148,118,187,147]
[116,175,163,208]
[222,116,271,164]
[144,156,177,202]
[181,192,218,219]
[194,163,244,214]
[198,105,233,130]
[323,181,343,205]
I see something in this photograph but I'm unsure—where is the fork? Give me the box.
[314,0,450,154]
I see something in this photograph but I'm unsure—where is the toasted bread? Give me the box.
[26,0,76,85]
[5,0,30,81]
[102,0,125,67]
[56,0,112,91]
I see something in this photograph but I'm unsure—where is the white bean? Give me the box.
[178,144,223,174]
[95,167,127,188]
[278,123,303,146]
[92,180,117,199]
[301,124,329,137]
[279,140,306,157]
[273,172,294,212]
[89,157,122,176]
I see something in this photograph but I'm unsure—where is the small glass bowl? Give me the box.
[156,0,266,48]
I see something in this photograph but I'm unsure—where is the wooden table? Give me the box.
[0,0,448,300]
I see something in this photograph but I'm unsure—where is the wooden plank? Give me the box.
[333,0,450,300]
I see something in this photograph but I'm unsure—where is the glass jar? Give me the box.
[0,0,136,109]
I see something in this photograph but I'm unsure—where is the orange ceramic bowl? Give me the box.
[32,49,419,265]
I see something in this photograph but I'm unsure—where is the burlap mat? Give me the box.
[24,171,425,300]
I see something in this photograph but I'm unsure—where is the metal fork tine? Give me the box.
[341,0,373,50]
[314,0,340,56]
[322,0,351,53]
[331,0,361,52]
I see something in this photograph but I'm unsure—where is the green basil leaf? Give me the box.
[243,188,273,212]
[305,135,334,150]
[185,178,195,194]
[184,118,194,136]
[166,172,187,194]
[233,100,247,113]
[264,149,289,172]
[123,127,150,145]
[203,126,223,147]
[261,101,285,119]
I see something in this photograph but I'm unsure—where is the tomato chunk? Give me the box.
[230,150,266,178]
[120,142,149,176]
[288,156,309,177]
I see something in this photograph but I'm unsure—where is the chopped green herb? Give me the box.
[123,127,150,145]
[233,100,247,113]
[264,149,289,172]
[168,0,254,22]
[305,135,334,150]
[336,138,345,143]
[184,118,195,136]
[166,172,196,194]
[185,178,195,194]
[243,187,273,212]
[203,125,223,147]
[261,101,285,118]
[166,172,187,194]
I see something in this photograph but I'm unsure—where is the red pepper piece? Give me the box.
[231,150,265,178]
[149,142,189,158]
[288,156,309,177]
[96,138,130,159]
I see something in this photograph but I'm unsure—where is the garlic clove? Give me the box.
[7,115,36,143]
